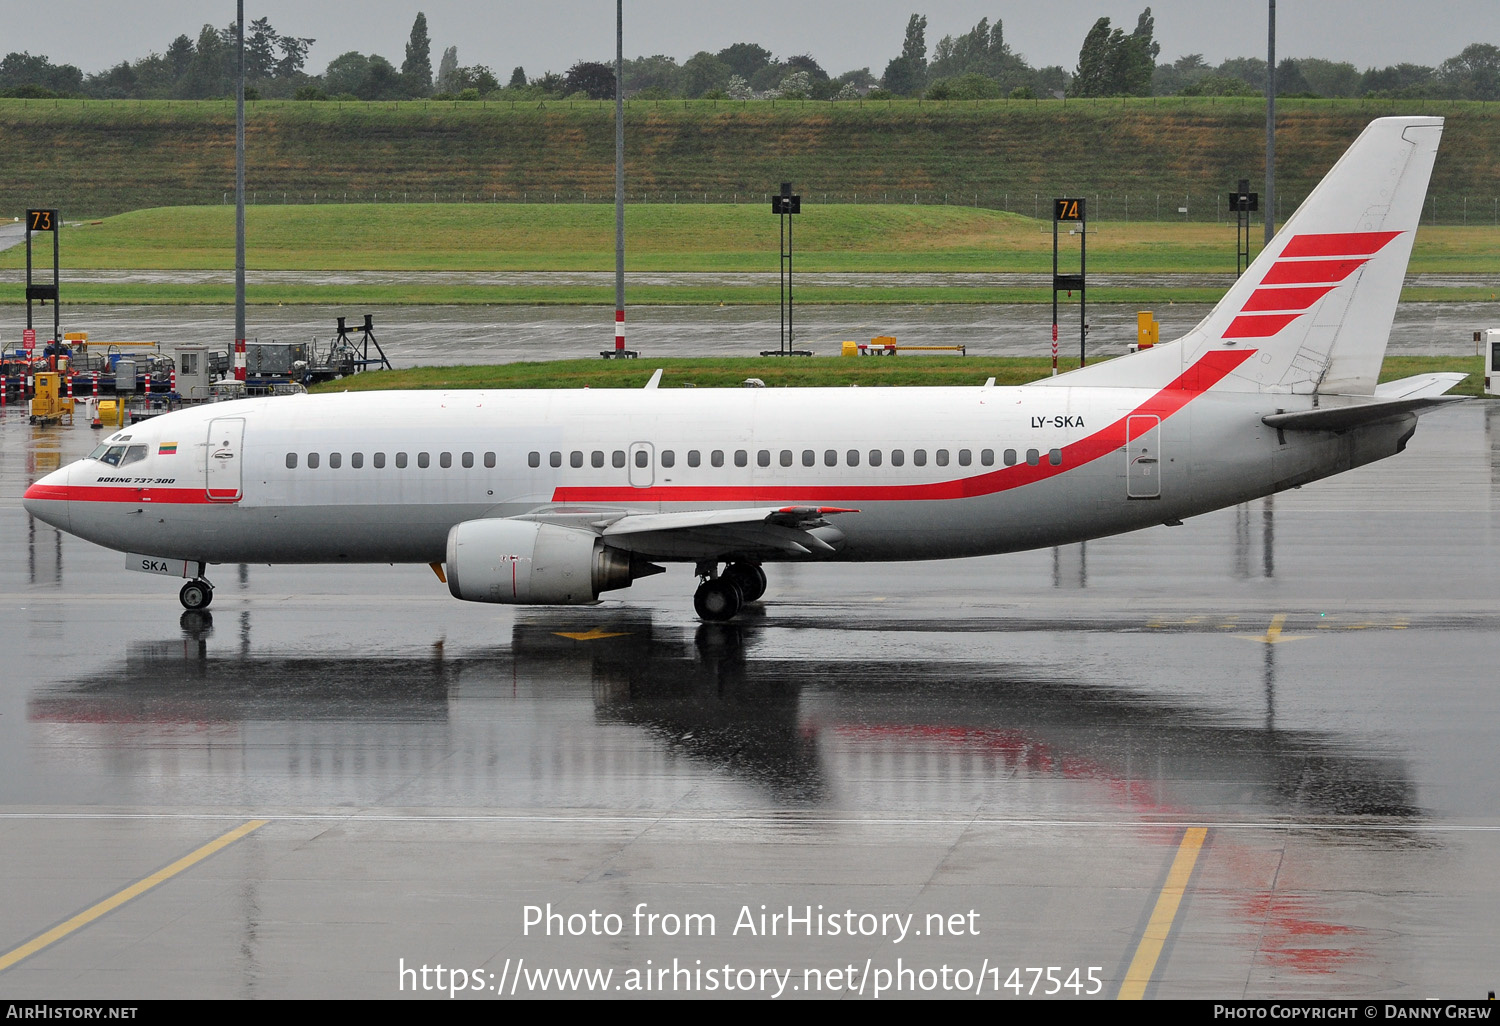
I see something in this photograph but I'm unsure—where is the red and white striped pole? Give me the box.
[614,309,625,355]
[234,338,247,382]
[169,367,177,396]
[1,374,6,407]
[144,368,152,400]
[92,370,99,398]
[66,372,74,399]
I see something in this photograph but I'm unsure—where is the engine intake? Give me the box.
[446,519,660,604]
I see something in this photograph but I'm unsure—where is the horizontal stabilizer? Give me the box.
[1263,393,1467,433]
[1372,372,1469,399]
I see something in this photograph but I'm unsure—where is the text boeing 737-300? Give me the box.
[24,117,1465,621]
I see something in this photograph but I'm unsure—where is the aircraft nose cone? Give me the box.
[23,464,72,532]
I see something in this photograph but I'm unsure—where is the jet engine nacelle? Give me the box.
[445,519,651,604]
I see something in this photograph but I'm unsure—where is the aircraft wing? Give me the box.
[1263,374,1468,433]
[513,505,859,560]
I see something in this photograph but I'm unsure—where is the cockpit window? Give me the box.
[99,446,128,467]
[87,444,112,461]
[118,445,149,468]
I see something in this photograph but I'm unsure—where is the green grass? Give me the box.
[11,204,1498,274]
[15,282,1491,307]
[308,354,1490,396]
[4,203,1499,306]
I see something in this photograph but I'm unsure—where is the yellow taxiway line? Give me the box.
[1118,826,1208,999]
[0,819,268,974]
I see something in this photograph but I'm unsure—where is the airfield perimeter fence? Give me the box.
[207,188,1500,226]
[7,93,1499,222]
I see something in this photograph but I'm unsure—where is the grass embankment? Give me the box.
[4,205,1497,306]
[3,95,1499,217]
[308,355,1489,397]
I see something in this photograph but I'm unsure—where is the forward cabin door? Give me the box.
[205,417,245,502]
[1126,415,1161,499]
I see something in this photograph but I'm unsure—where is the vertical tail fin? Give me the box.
[1042,116,1443,395]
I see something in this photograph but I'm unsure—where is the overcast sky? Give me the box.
[5,2,1498,79]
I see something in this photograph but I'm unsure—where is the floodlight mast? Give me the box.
[607,0,635,358]
[1266,0,1276,244]
[235,0,247,383]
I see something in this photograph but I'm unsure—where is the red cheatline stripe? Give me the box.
[1262,258,1368,285]
[1279,231,1401,258]
[551,349,1256,504]
[24,484,221,504]
[1241,285,1336,312]
[1223,312,1304,338]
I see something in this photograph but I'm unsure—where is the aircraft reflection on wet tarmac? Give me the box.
[25,609,1419,823]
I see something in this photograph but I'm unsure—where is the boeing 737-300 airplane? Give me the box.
[23,117,1465,620]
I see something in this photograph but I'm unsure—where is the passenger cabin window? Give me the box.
[913,449,927,467]
[571,451,584,468]
[661,450,675,468]
[981,449,994,467]
[1049,448,1063,466]
[688,450,701,468]
[591,451,604,468]
[286,453,298,469]
[846,449,860,467]
[308,453,320,469]
[869,450,882,467]
[734,450,748,468]
[440,452,452,469]
[612,450,626,469]
[958,449,972,467]
[396,452,408,469]
[527,452,540,468]
[634,450,648,469]
[351,453,364,469]
[1004,449,1017,466]
[802,450,816,467]
[935,449,949,467]
[1026,449,1040,466]
[824,450,837,467]
[462,452,474,469]
[891,450,905,467]
[417,452,431,469]
[484,452,496,469]
[329,452,342,469]
[374,452,386,468]
[549,452,561,468]
[757,450,771,468]
[711,450,724,468]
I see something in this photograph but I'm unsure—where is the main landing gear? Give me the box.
[692,561,766,621]
[179,577,214,611]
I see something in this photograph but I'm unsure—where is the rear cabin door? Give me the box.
[1126,415,1161,499]
[205,417,245,502]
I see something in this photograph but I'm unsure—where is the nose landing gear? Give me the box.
[179,578,214,611]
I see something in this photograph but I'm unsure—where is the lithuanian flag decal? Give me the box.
[158,442,178,456]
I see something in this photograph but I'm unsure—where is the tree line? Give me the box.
[1,8,1497,103]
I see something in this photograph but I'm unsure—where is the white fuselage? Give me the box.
[22,369,1411,569]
